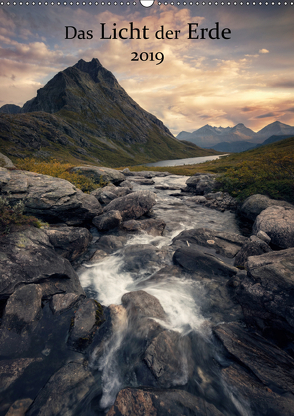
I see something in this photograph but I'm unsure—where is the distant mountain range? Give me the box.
[0,58,217,167]
[177,121,294,152]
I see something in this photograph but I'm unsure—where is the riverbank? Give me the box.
[0,164,294,416]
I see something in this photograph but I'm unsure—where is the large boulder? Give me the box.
[121,290,166,321]
[253,205,294,248]
[1,169,102,225]
[71,165,125,185]
[91,185,132,206]
[173,247,238,277]
[0,152,15,168]
[121,218,166,236]
[103,190,156,221]
[231,248,294,334]
[185,173,216,195]
[107,388,225,416]
[233,237,272,268]
[172,228,248,258]
[44,226,92,261]
[92,210,122,231]
[0,227,85,299]
[239,194,293,222]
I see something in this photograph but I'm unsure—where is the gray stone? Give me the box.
[0,167,11,189]
[121,218,166,236]
[256,230,271,244]
[1,169,102,225]
[233,239,272,268]
[0,152,15,168]
[44,226,92,261]
[103,190,156,221]
[92,210,122,231]
[185,173,216,195]
[5,398,33,416]
[0,358,42,394]
[50,293,80,314]
[239,194,293,222]
[0,227,85,298]
[130,178,155,185]
[173,247,238,277]
[253,205,294,248]
[95,235,127,254]
[91,184,132,205]
[71,165,125,185]
[172,228,248,258]
[122,290,166,321]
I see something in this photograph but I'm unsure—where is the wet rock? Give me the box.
[0,358,42,394]
[232,248,294,334]
[71,165,125,185]
[222,364,294,416]
[130,178,155,185]
[88,249,108,263]
[253,205,294,248]
[1,170,102,225]
[185,173,216,195]
[0,227,85,298]
[94,235,127,254]
[122,170,155,178]
[26,361,98,416]
[122,290,166,321]
[44,226,92,261]
[121,218,166,236]
[92,210,122,231]
[0,152,15,168]
[144,329,193,387]
[50,293,81,314]
[107,387,225,416]
[109,304,128,332]
[68,299,104,351]
[119,180,133,189]
[172,228,248,258]
[103,190,156,221]
[5,398,33,416]
[120,244,172,273]
[239,194,294,222]
[233,239,272,268]
[214,322,294,395]
[173,247,238,277]
[91,185,132,206]
[2,284,43,331]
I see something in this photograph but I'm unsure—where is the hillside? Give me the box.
[0,58,219,167]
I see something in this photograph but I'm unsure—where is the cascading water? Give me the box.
[79,175,251,415]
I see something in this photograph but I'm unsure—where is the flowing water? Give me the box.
[79,175,251,415]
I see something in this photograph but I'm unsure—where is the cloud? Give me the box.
[285,107,294,112]
[270,81,294,89]
[256,112,279,119]
[259,49,269,54]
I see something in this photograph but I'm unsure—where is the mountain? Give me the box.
[0,104,21,114]
[177,123,256,147]
[0,58,218,167]
[177,121,294,151]
[254,134,294,148]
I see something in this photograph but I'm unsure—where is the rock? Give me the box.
[253,205,294,248]
[119,180,133,189]
[172,228,248,258]
[256,230,271,244]
[1,169,102,225]
[232,248,294,334]
[144,329,193,387]
[88,249,108,263]
[0,227,85,298]
[44,226,92,261]
[71,165,125,185]
[109,304,128,332]
[185,173,216,195]
[91,185,132,205]
[0,358,41,394]
[214,322,294,394]
[50,293,80,314]
[68,299,104,351]
[122,170,155,178]
[103,190,156,221]
[239,194,294,222]
[173,247,238,277]
[94,235,127,254]
[5,398,33,416]
[0,167,11,189]
[122,290,166,321]
[120,244,172,273]
[107,388,225,416]
[2,284,43,331]
[92,210,122,231]
[233,239,272,268]
[26,361,97,416]
[0,152,15,168]
[130,178,155,185]
[121,218,166,236]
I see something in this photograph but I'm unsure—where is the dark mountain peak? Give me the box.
[0,104,21,114]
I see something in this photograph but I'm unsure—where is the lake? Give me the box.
[144,154,228,167]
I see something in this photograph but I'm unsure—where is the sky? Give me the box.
[0,3,294,135]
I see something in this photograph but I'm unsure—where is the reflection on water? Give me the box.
[144,154,228,167]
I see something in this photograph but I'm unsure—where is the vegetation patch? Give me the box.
[15,158,102,193]
[0,197,41,235]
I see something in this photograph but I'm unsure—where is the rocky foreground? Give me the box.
[0,164,294,416]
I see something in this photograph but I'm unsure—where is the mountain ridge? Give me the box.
[0,58,219,167]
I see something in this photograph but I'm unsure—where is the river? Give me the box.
[144,154,228,167]
[79,174,251,415]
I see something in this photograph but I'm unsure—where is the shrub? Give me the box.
[0,196,40,235]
